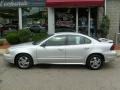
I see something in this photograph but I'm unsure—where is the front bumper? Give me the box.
[3,54,14,64]
[104,51,117,63]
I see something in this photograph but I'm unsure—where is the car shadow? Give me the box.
[5,63,16,68]
[5,62,115,70]
[4,62,87,70]
[103,63,115,69]
[34,63,115,70]
[33,64,87,70]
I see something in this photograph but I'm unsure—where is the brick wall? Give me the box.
[106,0,120,40]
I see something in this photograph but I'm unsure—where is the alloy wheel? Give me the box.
[18,56,30,68]
[89,57,101,69]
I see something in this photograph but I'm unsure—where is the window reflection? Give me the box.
[55,8,76,32]
[22,7,48,31]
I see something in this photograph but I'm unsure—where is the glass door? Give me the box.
[78,8,97,38]
[90,8,97,38]
[78,8,88,35]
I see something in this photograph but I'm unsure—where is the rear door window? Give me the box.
[67,35,91,45]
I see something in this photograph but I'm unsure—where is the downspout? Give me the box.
[104,0,106,15]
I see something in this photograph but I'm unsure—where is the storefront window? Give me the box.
[55,8,76,32]
[0,8,18,37]
[22,7,48,31]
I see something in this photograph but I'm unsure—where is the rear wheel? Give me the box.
[15,54,33,69]
[86,54,104,70]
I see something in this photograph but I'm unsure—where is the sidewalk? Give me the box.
[0,39,10,55]
[116,50,120,57]
[0,49,6,55]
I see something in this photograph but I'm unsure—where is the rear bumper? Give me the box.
[104,51,117,63]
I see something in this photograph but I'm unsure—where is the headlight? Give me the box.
[5,49,10,54]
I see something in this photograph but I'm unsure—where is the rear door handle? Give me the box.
[58,48,64,51]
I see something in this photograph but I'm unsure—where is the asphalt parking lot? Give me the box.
[0,55,120,90]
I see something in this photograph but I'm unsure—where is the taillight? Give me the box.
[110,44,115,50]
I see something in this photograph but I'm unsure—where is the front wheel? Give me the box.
[15,54,33,69]
[86,54,104,70]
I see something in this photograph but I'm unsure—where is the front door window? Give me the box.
[45,35,66,46]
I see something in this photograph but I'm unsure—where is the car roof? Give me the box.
[54,32,90,37]
[54,32,99,43]
[55,32,82,35]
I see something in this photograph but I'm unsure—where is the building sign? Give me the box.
[0,0,45,7]
[0,0,28,7]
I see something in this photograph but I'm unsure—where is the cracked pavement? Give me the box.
[0,55,120,90]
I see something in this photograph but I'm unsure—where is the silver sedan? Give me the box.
[4,32,116,70]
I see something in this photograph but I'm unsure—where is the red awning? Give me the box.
[46,0,104,7]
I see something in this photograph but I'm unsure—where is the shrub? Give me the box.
[18,29,32,43]
[6,29,48,45]
[6,31,20,45]
[100,15,110,38]
[0,39,4,46]
[32,33,48,42]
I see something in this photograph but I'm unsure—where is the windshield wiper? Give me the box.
[32,41,38,45]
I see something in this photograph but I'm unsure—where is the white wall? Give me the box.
[48,7,55,35]
[18,8,22,30]
[106,0,120,40]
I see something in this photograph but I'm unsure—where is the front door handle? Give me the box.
[84,47,89,49]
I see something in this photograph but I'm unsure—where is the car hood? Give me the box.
[9,42,35,50]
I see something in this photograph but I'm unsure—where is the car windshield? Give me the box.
[32,40,43,45]
[32,35,51,45]
[32,39,46,45]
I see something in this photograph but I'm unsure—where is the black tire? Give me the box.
[86,54,104,70]
[15,54,33,69]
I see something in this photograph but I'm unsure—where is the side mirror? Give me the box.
[41,43,46,47]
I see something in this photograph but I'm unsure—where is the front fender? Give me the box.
[13,49,38,65]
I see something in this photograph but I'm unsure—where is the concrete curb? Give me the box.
[116,50,120,57]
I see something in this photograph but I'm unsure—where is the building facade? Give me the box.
[46,0,104,38]
[0,0,119,40]
[106,0,120,40]
[0,0,47,35]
